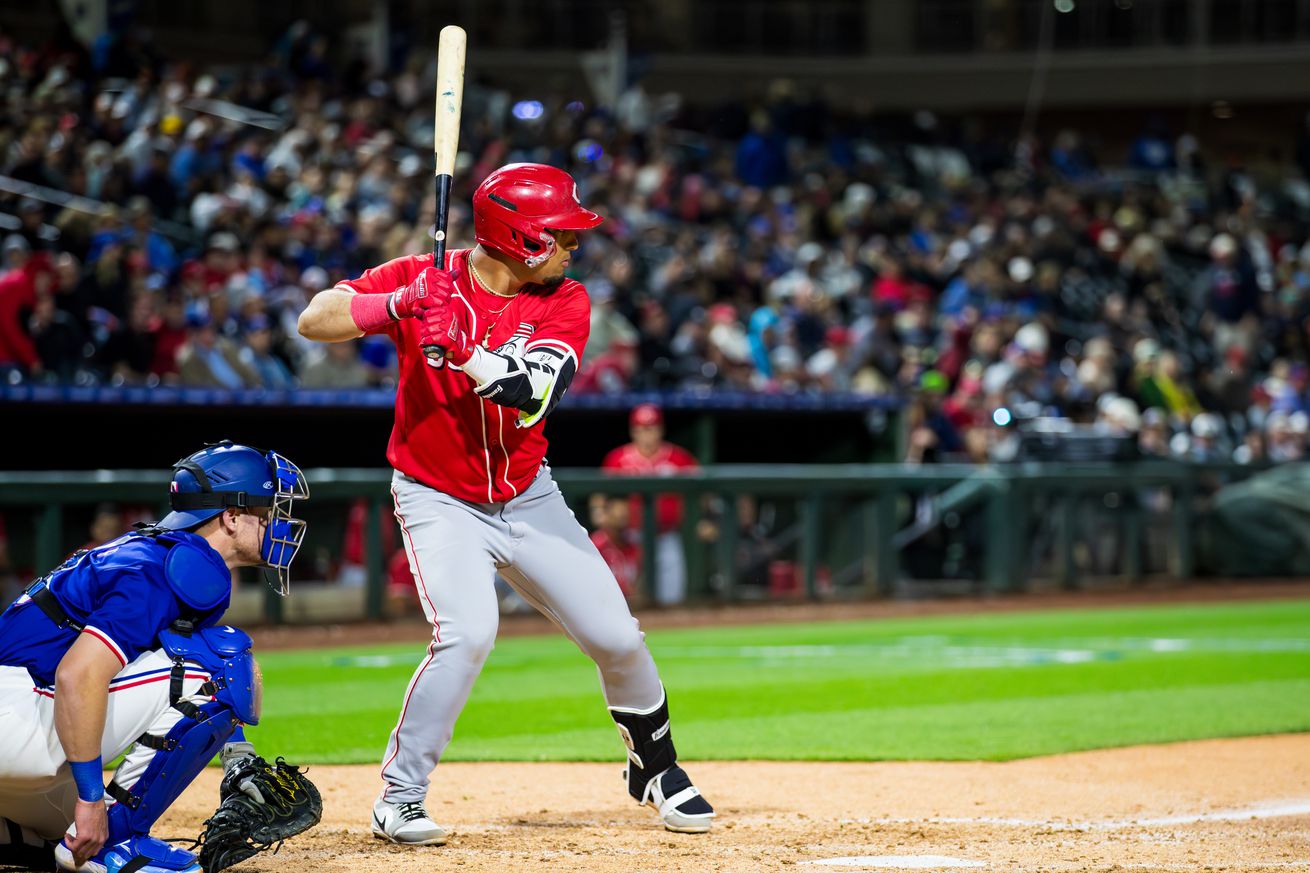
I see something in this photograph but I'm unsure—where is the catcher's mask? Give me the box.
[159,441,310,595]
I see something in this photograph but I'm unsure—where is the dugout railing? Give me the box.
[0,461,1258,623]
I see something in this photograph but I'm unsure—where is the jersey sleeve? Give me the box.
[527,284,592,363]
[668,445,701,470]
[337,254,417,296]
[85,573,180,667]
[600,445,627,472]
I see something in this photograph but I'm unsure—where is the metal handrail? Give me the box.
[0,461,1234,619]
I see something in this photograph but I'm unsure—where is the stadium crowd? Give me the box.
[3,21,1310,467]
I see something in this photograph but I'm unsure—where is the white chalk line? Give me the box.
[334,636,1310,669]
[836,798,1310,831]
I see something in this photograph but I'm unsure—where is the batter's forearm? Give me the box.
[297,288,366,342]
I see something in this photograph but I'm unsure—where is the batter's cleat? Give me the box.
[371,796,449,846]
[54,835,200,873]
[631,764,716,833]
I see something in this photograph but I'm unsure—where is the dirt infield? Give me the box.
[161,734,1310,872]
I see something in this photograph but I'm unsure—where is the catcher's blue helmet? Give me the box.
[159,441,310,594]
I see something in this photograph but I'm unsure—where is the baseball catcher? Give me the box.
[0,442,320,873]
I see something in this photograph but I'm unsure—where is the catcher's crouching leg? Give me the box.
[55,699,241,873]
[609,688,715,833]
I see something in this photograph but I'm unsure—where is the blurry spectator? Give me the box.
[806,326,858,392]
[0,239,53,376]
[386,546,421,616]
[150,295,188,378]
[299,337,370,388]
[99,290,159,380]
[82,503,124,551]
[181,232,241,297]
[337,499,396,588]
[918,370,963,455]
[14,199,48,252]
[589,494,640,600]
[1186,412,1228,462]
[600,404,699,605]
[1138,350,1202,423]
[175,309,258,388]
[1195,233,1260,350]
[121,196,177,275]
[735,111,788,188]
[1265,411,1307,463]
[587,278,638,359]
[1233,428,1267,465]
[29,290,84,381]
[1098,395,1142,437]
[238,314,295,389]
[1209,345,1257,415]
[1129,117,1175,173]
[574,335,639,394]
[1138,408,1171,457]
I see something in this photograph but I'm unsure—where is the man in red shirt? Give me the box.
[601,404,700,604]
[297,163,714,846]
[588,494,640,598]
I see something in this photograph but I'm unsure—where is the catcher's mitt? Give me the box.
[196,756,322,872]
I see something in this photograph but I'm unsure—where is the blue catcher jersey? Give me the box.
[0,531,231,686]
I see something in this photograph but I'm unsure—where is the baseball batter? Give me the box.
[297,162,715,844]
[0,442,311,873]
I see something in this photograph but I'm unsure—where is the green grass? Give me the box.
[247,599,1310,763]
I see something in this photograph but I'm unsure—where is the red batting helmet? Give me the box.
[473,163,603,268]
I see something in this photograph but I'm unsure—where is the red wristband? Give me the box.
[349,292,398,333]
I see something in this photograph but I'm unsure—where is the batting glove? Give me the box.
[389,267,455,320]
[419,298,475,367]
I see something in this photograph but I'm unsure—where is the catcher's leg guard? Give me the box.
[608,688,715,833]
[55,700,238,873]
[1,818,55,871]
[107,700,240,836]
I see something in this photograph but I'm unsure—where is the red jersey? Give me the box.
[600,442,700,532]
[590,528,639,597]
[341,249,590,503]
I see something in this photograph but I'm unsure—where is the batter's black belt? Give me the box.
[25,582,84,633]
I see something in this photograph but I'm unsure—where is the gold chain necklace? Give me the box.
[469,258,517,315]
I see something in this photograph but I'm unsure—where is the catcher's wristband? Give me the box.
[69,758,105,802]
[349,291,401,333]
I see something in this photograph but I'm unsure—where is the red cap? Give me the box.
[708,303,737,324]
[825,325,851,347]
[630,403,663,428]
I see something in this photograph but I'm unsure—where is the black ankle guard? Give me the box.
[609,689,677,802]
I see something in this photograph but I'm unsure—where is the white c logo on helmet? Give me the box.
[263,481,273,489]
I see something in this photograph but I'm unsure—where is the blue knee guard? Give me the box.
[159,626,260,726]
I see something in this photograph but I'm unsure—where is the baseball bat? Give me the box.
[423,24,467,361]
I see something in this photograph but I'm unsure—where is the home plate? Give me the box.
[806,857,985,869]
